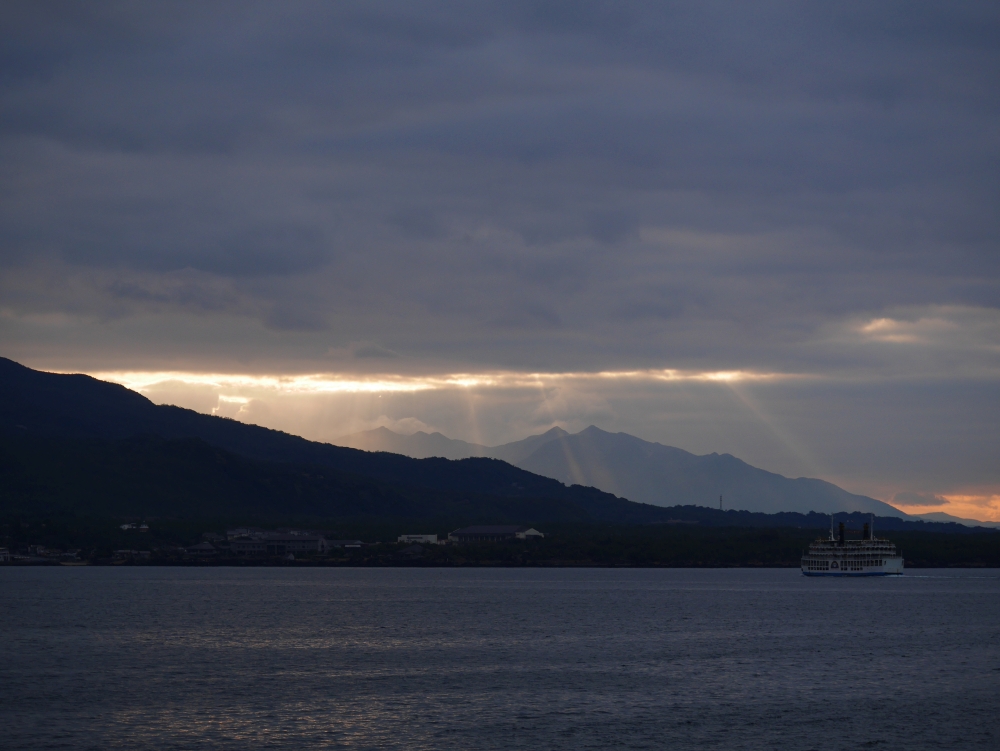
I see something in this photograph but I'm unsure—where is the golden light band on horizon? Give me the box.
[82,367,798,395]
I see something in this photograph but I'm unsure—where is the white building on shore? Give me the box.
[448,526,545,543]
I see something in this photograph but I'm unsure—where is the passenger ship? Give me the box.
[801,518,903,576]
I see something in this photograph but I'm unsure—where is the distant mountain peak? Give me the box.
[336,421,905,517]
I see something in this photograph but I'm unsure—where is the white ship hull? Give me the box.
[801,559,903,577]
[801,521,903,576]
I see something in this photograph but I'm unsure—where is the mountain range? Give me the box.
[4,356,991,530]
[336,425,905,517]
[0,357,711,524]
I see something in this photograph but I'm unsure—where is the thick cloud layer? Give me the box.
[1,2,998,515]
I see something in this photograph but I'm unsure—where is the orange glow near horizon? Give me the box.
[892,494,1000,523]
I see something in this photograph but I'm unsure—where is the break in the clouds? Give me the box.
[1,2,999,516]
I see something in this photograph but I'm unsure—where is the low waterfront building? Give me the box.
[230,539,266,555]
[397,534,439,544]
[226,527,265,540]
[231,534,331,556]
[186,542,218,556]
[448,526,545,543]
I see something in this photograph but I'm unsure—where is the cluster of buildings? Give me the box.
[398,526,545,544]
[113,550,151,560]
[0,545,83,563]
[1,524,548,565]
[186,525,546,557]
[449,525,544,542]
[185,528,364,558]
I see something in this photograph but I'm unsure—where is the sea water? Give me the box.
[1,567,998,750]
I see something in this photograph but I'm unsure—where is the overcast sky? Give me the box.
[2,2,998,518]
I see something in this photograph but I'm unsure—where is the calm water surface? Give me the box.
[2,567,999,750]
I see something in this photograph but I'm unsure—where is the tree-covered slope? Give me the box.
[0,433,593,522]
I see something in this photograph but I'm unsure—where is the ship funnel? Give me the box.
[838,522,845,545]
[863,522,870,541]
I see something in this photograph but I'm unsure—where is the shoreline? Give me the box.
[4,560,998,569]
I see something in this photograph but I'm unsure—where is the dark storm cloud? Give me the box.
[0,1,998,370]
